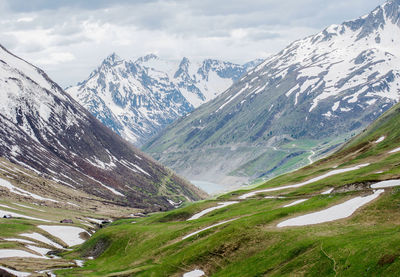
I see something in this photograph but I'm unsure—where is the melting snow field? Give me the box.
[0,266,30,277]
[182,219,237,240]
[3,238,36,245]
[38,225,88,246]
[277,190,384,227]
[0,209,51,222]
[375,136,385,143]
[283,199,308,208]
[187,201,238,221]
[321,188,334,195]
[26,245,51,258]
[183,269,205,277]
[20,232,63,249]
[0,177,58,202]
[0,249,43,259]
[239,164,369,199]
[389,147,400,154]
[371,180,400,189]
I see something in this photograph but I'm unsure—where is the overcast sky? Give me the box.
[0,0,385,87]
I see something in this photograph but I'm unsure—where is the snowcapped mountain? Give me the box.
[144,0,400,185]
[67,54,261,146]
[0,44,206,211]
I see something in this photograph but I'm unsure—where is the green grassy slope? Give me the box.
[58,103,400,276]
[0,157,141,275]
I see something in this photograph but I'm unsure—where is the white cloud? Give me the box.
[0,0,385,87]
[35,52,75,65]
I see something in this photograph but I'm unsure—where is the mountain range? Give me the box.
[144,0,400,186]
[67,54,262,146]
[0,44,206,211]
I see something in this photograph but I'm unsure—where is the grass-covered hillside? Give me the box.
[58,102,400,276]
[0,157,141,276]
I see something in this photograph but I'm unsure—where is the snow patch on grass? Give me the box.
[0,249,44,259]
[321,188,334,195]
[20,232,63,249]
[0,177,58,203]
[277,190,384,227]
[38,225,89,246]
[283,199,308,208]
[183,269,205,277]
[375,136,385,143]
[3,238,37,245]
[239,164,370,199]
[187,201,238,221]
[0,209,51,222]
[26,245,51,258]
[0,266,30,277]
[389,147,400,154]
[182,219,237,240]
[371,180,400,189]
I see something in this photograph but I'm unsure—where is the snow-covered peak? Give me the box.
[0,44,205,210]
[102,52,123,67]
[67,54,261,145]
[135,53,159,64]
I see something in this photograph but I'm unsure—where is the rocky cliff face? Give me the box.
[0,44,206,211]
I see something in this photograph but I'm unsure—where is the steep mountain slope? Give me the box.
[0,44,206,211]
[60,83,400,277]
[144,0,400,185]
[67,54,261,146]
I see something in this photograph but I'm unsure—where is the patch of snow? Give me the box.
[0,249,44,259]
[75,260,85,267]
[182,218,237,240]
[389,147,400,154]
[38,225,89,246]
[167,199,182,207]
[13,203,45,212]
[187,201,238,221]
[283,199,308,208]
[26,245,51,257]
[332,101,340,111]
[285,84,300,97]
[321,188,334,195]
[375,136,385,143]
[217,83,249,112]
[239,164,370,199]
[0,204,14,209]
[371,180,400,189]
[277,190,384,227]
[183,269,205,277]
[86,217,104,225]
[0,266,30,277]
[132,164,151,177]
[0,209,51,222]
[0,177,58,203]
[3,238,37,245]
[83,174,124,197]
[20,232,63,249]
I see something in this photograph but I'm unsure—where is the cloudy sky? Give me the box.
[0,0,384,87]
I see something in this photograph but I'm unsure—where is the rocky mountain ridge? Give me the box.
[144,0,400,185]
[67,54,261,146]
[0,44,206,211]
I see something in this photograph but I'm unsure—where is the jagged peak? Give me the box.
[135,53,159,64]
[311,0,400,44]
[178,57,190,71]
[102,52,123,66]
